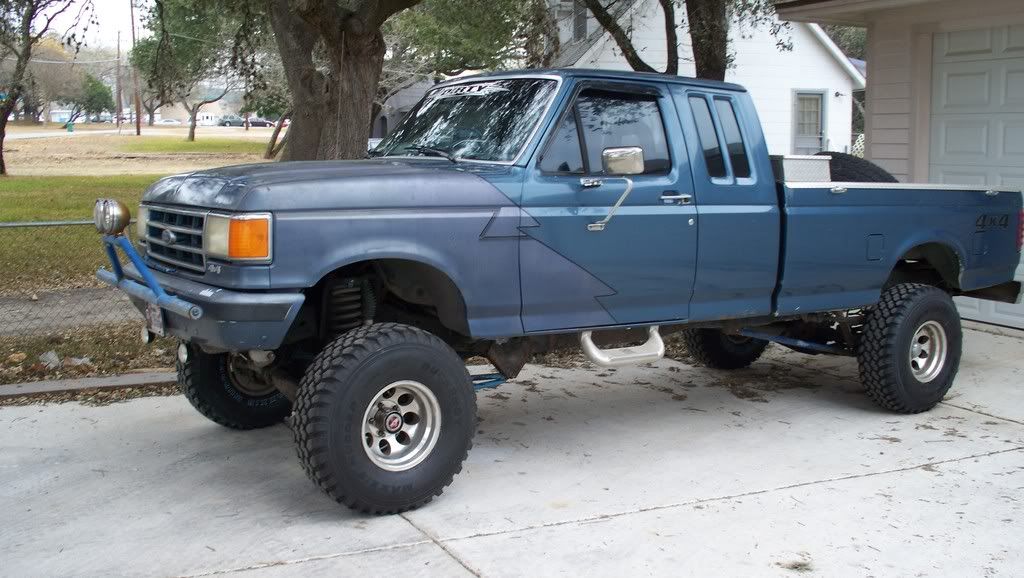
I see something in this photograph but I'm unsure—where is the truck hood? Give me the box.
[141,159,518,212]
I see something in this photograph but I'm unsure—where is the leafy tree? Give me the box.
[578,0,790,81]
[130,37,172,125]
[823,25,865,60]
[59,71,112,124]
[0,0,94,175]
[136,0,235,141]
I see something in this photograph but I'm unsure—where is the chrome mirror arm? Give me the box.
[587,177,634,232]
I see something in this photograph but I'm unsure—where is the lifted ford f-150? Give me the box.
[93,69,1023,514]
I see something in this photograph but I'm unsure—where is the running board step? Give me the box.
[580,326,665,367]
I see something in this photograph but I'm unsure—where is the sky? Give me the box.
[52,0,146,50]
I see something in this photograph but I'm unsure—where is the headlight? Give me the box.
[136,205,150,239]
[93,199,131,235]
[206,213,272,261]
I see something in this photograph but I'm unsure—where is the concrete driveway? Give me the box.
[2,327,1022,577]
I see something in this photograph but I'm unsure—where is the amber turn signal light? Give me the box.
[228,216,271,259]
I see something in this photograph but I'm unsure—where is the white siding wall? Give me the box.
[571,0,857,155]
[863,0,1024,182]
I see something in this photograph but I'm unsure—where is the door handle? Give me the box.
[661,192,692,205]
[580,178,603,188]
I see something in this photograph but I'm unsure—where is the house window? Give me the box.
[793,92,825,154]
[689,96,726,178]
[573,1,588,42]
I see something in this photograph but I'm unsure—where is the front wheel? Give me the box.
[857,283,962,413]
[177,346,292,429]
[292,323,476,514]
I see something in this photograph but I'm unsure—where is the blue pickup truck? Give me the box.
[93,69,1023,514]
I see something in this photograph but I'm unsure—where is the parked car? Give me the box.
[154,119,181,125]
[93,69,1023,515]
[218,115,273,127]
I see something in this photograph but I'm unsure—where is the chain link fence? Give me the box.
[0,221,141,337]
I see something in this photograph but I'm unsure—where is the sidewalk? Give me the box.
[1,328,1022,576]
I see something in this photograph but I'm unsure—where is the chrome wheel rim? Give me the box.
[361,380,441,472]
[909,320,948,383]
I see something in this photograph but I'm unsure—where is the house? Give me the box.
[776,0,1024,329]
[551,0,866,155]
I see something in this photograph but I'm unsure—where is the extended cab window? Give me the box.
[576,89,670,174]
[689,96,726,178]
[714,98,751,178]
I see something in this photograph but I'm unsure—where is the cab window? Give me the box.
[539,87,670,175]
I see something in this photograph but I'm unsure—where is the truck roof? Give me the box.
[437,68,748,93]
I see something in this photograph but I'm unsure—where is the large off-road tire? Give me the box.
[679,329,769,369]
[293,323,476,514]
[177,345,292,429]
[857,283,962,414]
[816,151,898,183]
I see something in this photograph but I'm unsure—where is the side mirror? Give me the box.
[601,146,645,176]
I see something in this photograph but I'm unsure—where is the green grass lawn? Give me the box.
[120,136,266,155]
[0,174,164,222]
[0,175,167,295]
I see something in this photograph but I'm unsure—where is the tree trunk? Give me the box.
[685,0,729,81]
[147,110,156,126]
[0,113,9,176]
[186,103,198,141]
[269,0,385,161]
[265,109,292,159]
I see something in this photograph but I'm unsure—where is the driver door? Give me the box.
[518,81,699,332]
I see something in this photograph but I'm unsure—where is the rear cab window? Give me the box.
[688,93,755,184]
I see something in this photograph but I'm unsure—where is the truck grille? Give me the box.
[145,207,206,274]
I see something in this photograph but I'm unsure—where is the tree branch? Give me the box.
[578,0,655,74]
[657,0,678,75]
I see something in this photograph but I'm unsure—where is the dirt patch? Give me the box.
[6,133,266,176]
[0,325,175,385]
[0,383,179,407]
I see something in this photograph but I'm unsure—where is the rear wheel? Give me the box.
[292,323,475,514]
[679,329,768,369]
[177,346,292,429]
[857,283,962,413]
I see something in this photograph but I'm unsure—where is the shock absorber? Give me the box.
[323,277,376,339]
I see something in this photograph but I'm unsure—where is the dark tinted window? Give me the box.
[576,89,670,174]
[689,96,726,178]
[539,111,585,173]
[714,98,751,178]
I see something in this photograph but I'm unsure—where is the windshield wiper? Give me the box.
[406,145,458,163]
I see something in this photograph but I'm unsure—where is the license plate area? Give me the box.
[145,303,166,337]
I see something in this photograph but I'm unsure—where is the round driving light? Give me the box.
[177,343,189,364]
[93,199,131,235]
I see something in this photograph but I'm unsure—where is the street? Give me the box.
[2,327,1022,577]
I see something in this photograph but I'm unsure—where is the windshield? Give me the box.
[371,78,558,163]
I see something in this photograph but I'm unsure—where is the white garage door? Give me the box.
[930,25,1024,329]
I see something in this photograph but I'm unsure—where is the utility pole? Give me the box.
[129,0,142,135]
[115,31,123,132]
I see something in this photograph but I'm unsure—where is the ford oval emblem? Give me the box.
[161,229,178,245]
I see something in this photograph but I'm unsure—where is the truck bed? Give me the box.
[776,181,1022,316]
